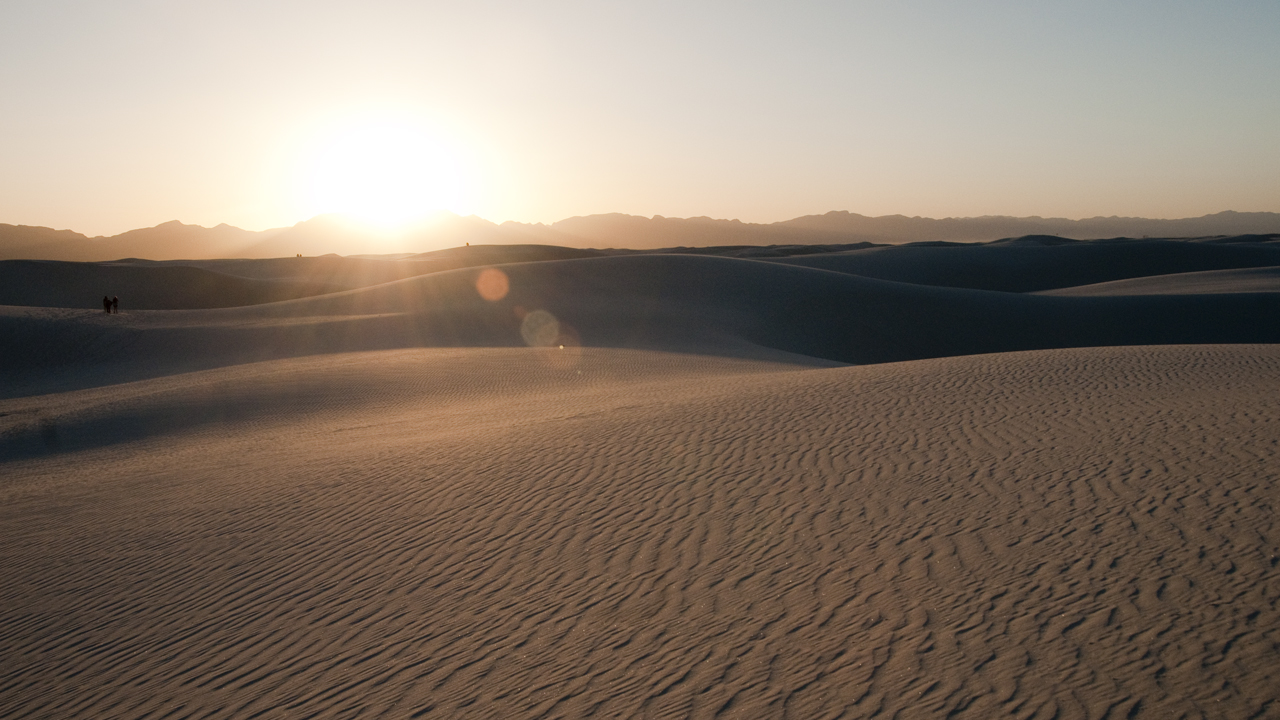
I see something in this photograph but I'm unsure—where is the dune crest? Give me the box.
[4,251,1280,398]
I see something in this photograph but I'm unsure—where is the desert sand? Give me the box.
[1038,265,1280,296]
[2,239,1279,718]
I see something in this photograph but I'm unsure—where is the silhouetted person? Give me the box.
[103,296,111,314]
[112,296,119,313]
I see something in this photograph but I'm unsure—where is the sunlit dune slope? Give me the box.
[0,348,798,461]
[186,245,607,282]
[0,247,610,310]
[402,243,607,264]
[1038,265,1280,296]
[772,236,1280,291]
[3,254,1279,398]
[178,255,441,284]
[2,345,1277,718]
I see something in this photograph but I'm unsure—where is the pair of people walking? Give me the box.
[102,295,118,314]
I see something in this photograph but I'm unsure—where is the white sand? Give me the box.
[3,344,1278,718]
[5,254,1280,399]
[3,244,1279,718]
[1038,265,1280,296]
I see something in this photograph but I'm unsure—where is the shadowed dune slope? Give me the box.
[8,237,1280,311]
[0,247,611,310]
[2,345,1278,718]
[3,254,1279,397]
[0,260,347,309]
[187,245,607,283]
[1038,265,1280,296]
[770,236,1280,292]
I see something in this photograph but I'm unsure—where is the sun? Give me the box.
[299,115,478,230]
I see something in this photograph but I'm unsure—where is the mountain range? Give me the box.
[3,210,1279,261]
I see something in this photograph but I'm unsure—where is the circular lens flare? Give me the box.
[476,268,509,302]
[542,322,583,369]
[520,310,560,347]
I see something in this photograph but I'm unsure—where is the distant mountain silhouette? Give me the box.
[774,211,1280,244]
[3,211,1278,260]
[241,213,557,258]
[0,220,284,262]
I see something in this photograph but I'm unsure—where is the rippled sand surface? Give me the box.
[3,344,1277,718]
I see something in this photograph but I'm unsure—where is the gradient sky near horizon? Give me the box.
[1,0,1277,237]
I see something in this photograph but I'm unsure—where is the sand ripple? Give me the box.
[2,346,1278,718]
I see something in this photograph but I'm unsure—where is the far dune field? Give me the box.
[2,234,1278,719]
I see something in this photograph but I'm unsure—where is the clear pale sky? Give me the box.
[1,0,1277,236]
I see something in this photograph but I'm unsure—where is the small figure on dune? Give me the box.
[112,296,119,314]
[103,295,111,314]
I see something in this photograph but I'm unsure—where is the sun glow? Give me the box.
[297,114,479,230]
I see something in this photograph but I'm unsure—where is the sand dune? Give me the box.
[3,239,1279,717]
[8,237,1280,311]
[772,237,1280,291]
[402,244,608,265]
[0,260,347,309]
[4,253,1280,398]
[1038,265,1280,296]
[0,247,608,310]
[3,345,1278,718]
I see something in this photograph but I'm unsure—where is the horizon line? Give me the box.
[6,208,1280,240]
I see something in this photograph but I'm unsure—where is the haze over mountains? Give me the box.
[3,210,1279,261]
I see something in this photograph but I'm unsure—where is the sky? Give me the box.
[1,0,1277,237]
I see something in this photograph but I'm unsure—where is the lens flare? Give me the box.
[476,268,509,302]
[520,310,560,347]
[541,322,583,370]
